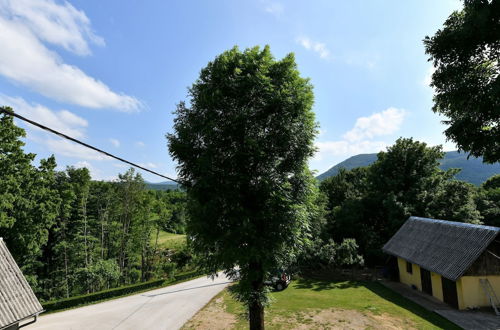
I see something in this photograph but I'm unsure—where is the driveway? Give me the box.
[30,274,231,330]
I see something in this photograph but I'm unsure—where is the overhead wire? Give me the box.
[0,107,180,184]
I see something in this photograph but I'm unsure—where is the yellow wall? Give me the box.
[397,259,444,303]
[457,276,500,309]
[397,257,421,290]
[430,272,443,302]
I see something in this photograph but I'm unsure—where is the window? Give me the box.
[406,261,413,274]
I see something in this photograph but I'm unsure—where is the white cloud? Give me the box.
[313,107,407,163]
[0,1,141,111]
[74,160,97,177]
[343,51,379,70]
[73,160,117,181]
[422,66,435,87]
[297,36,330,59]
[109,138,120,147]
[45,138,110,160]
[0,95,116,161]
[135,141,145,147]
[0,94,87,138]
[264,2,284,17]
[314,140,387,161]
[139,162,158,169]
[0,0,104,56]
[343,107,406,142]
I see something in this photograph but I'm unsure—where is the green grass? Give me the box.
[154,230,187,250]
[201,278,461,329]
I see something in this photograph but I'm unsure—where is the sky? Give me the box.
[0,0,463,182]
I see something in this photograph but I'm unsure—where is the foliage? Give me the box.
[319,138,488,265]
[42,269,202,312]
[0,108,60,291]
[424,0,500,163]
[0,109,192,301]
[168,45,317,328]
[428,180,482,223]
[478,174,500,226]
[297,238,364,271]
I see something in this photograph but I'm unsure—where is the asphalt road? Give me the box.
[30,274,231,330]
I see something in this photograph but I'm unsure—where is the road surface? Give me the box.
[30,274,231,330]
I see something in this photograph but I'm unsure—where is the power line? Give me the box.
[0,107,180,184]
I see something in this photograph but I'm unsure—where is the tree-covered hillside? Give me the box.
[145,181,179,191]
[317,151,500,185]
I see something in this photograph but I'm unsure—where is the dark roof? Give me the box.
[383,216,500,281]
[0,239,43,329]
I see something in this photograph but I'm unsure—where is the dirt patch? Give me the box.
[269,308,417,329]
[182,297,238,330]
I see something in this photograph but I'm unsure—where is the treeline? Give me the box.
[2,109,499,298]
[0,111,189,301]
[315,138,500,266]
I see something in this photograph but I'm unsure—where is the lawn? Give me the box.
[154,230,187,250]
[183,278,461,329]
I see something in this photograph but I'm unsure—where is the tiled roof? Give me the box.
[383,216,500,281]
[0,238,43,329]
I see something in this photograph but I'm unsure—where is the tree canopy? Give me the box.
[424,0,500,163]
[168,45,317,329]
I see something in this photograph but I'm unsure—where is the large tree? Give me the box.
[168,46,317,329]
[0,107,60,290]
[424,0,500,163]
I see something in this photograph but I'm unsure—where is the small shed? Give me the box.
[383,216,500,310]
[0,238,43,330]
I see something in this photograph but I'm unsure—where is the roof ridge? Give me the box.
[409,216,500,232]
[383,216,500,281]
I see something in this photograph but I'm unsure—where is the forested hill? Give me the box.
[145,181,179,191]
[317,151,500,185]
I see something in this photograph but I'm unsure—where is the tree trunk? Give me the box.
[249,300,264,330]
[249,261,265,330]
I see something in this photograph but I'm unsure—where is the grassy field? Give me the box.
[154,230,187,250]
[183,278,461,329]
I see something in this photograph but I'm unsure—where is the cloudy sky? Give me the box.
[0,0,462,182]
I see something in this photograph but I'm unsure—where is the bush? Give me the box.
[296,238,364,271]
[42,269,202,312]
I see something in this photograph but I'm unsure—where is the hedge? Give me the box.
[42,270,203,312]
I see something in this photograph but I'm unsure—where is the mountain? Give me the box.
[316,154,378,181]
[316,151,500,185]
[145,181,180,191]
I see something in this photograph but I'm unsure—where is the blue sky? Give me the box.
[0,0,462,182]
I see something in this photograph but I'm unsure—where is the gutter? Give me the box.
[0,311,44,330]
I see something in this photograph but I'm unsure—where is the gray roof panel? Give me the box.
[0,238,43,329]
[383,217,500,281]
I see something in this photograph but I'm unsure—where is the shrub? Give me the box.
[42,269,202,312]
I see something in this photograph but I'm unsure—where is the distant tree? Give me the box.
[0,107,35,229]
[114,168,145,283]
[298,238,364,271]
[368,138,446,237]
[428,180,482,223]
[477,174,500,226]
[0,108,60,290]
[424,0,500,163]
[320,167,369,211]
[168,46,317,329]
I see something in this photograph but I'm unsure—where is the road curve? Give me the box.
[30,274,231,330]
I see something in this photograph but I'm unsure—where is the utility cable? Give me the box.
[0,107,180,184]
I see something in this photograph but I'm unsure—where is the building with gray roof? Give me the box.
[0,238,43,330]
[383,217,500,310]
